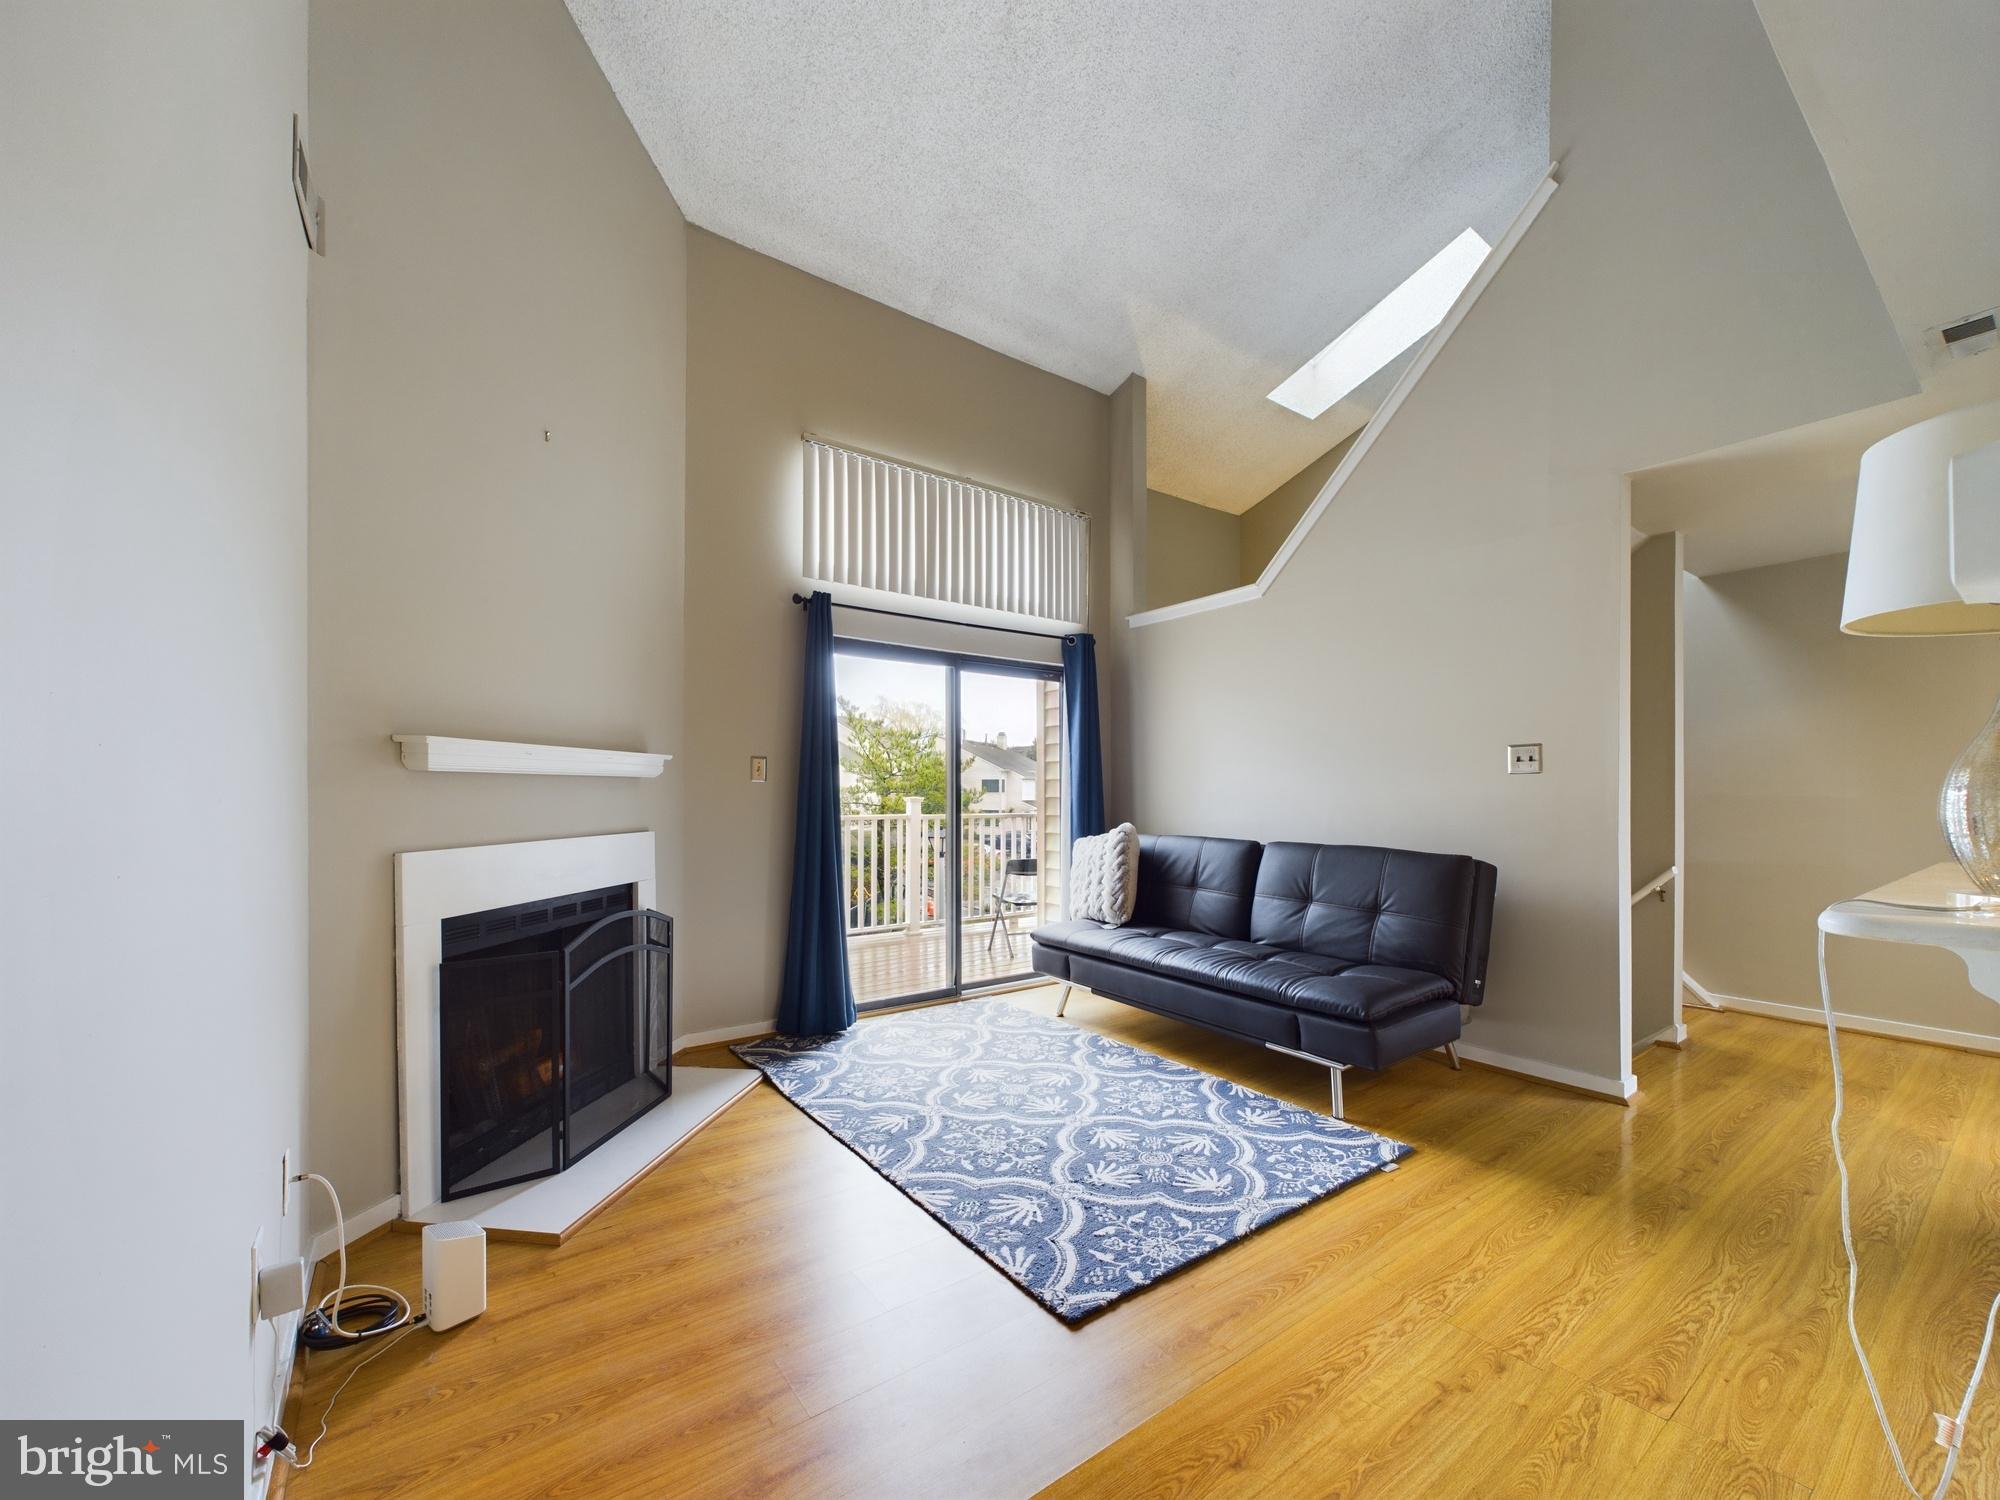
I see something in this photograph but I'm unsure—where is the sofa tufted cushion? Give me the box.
[1250,843,1494,996]
[1067,822,1140,925]
[1129,834,1262,940]
[1151,941,1454,1020]
[1032,921,1451,1022]
[1033,920,1215,967]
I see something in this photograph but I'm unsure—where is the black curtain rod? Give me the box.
[790,593,1076,643]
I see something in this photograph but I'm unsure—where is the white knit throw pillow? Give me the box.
[1069,823,1140,926]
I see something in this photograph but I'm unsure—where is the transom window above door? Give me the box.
[802,437,1088,630]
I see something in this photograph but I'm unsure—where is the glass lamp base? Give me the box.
[1935,889,2000,910]
[1940,684,2000,898]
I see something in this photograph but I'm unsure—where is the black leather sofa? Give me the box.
[1031,835,1497,1117]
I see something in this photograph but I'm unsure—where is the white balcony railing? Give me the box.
[841,802,1042,937]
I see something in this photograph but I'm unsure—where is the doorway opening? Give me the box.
[1629,531,1685,1063]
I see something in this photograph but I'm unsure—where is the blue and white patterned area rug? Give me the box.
[733,998,1410,1322]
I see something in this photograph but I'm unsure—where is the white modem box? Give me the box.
[421,1221,486,1331]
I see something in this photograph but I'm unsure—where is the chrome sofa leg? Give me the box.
[1055,983,1071,1018]
[1264,1041,1349,1119]
[1445,1042,1462,1071]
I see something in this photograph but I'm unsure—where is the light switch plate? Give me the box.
[1508,743,1542,775]
[750,756,768,784]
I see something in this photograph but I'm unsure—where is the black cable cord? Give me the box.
[297,1291,417,1349]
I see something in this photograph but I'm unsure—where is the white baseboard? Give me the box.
[1681,974,1729,1010]
[308,1192,403,1268]
[1636,1021,1688,1051]
[1453,1041,1637,1102]
[1680,973,2000,1056]
[673,986,1061,1054]
[675,1018,778,1051]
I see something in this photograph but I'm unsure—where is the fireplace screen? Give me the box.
[438,886,672,1201]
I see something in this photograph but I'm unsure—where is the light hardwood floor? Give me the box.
[279,987,2000,1499]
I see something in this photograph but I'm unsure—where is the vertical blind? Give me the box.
[803,437,1089,629]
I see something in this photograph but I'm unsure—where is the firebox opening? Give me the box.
[438,884,672,1201]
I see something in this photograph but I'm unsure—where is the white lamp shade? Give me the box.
[1843,398,2000,635]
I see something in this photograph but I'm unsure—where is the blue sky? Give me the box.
[834,652,1042,745]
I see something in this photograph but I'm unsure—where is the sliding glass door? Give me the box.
[957,666,1060,993]
[830,650,952,1004]
[832,642,1064,1010]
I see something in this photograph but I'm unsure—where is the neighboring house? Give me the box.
[963,734,1037,813]
[835,735,866,807]
[834,723,1038,816]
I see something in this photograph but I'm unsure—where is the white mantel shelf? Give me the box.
[392,735,670,778]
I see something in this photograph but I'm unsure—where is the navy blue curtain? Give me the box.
[776,592,857,1036]
[1061,633,1106,857]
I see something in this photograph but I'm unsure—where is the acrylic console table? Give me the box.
[1818,861,2000,1003]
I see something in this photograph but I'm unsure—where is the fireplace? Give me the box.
[437,883,673,1201]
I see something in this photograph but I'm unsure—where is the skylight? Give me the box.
[1267,228,1492,419]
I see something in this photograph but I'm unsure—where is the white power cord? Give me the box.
[1818,927,2000,1497]
[262,1172,423,1473]
[292,1171,413,1340]
[282,1322,419,1470]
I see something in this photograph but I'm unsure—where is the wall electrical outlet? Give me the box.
[1508,743,1543,775]
[281,1150,294,1217]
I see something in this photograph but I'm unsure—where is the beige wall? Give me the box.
[1143,433,1361,608]
[1685,553,2000,1041]
[1239,433,1360,585]
[1103,374,1145,824]
[1121,0,1911,1094]
[1147,489,1242,608]
[1629,534,1682,1047]
[308,0,688,1215]
[2,0,309,1443]
[683,229,1113,1038]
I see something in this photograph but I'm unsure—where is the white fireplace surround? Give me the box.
[394,831,658,1218]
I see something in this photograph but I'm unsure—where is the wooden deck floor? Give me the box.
[847,921,1037,1004]
[279,990,2000,1499]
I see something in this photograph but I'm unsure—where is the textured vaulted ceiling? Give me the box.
[565,0,1549,513]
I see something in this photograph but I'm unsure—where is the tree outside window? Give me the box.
[838,698,976,814]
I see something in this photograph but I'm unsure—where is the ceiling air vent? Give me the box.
[1938,308,1999,360]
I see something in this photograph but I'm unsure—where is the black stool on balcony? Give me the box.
[985,858,1039,960]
